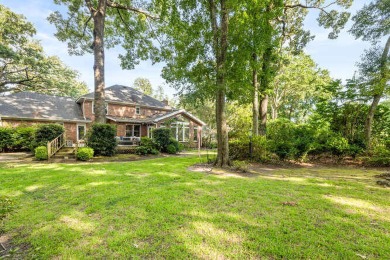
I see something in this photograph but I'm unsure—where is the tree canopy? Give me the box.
[0,4,88,97]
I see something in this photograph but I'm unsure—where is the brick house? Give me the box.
[0,85,205,147]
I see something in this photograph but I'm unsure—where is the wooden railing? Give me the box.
[47,133,65,159]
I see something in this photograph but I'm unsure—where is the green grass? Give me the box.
[0,156,389,259]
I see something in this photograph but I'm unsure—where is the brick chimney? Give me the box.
[162,99,169,106]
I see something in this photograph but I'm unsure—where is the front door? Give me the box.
[77,124,86,141]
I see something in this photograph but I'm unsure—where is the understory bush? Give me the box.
[87,124,117,156]
[167,144,177,154]
[34,146,48,160]
[0,127,14,152]
[135,137,159,155]
[34,124,64,148]
[152,128,171,152]
[13,126,36,151]
[229,136,270,162]
[76,147,94,161]
[364,145,390,166]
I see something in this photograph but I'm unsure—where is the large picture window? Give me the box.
[125,125,141,137]
[171,122,189,142]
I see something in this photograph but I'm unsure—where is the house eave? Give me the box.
[0,115,91,123]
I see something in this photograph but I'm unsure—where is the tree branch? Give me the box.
[106,0,159,20]
[284,2,337,16]
[84,0,96,13]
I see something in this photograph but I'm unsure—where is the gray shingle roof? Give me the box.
[0,92,87,122]
[79,85,168,108]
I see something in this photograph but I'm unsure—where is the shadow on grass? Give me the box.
[1,157,390,258]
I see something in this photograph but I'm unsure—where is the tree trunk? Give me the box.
[364,36,390,149]
[93,0,107,123]
[259,94,268,135]
[208,0,229,167]
[252,56,259,136]
[259,47,272,136]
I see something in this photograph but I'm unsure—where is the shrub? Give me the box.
[167,144,177,154]
[34,124,64,148]
[152,128,172,152]
[135,137,159,155]
[86,124,117,156]
[76,147,94,161]
[230,136,270,162]
[0,127,14,151]
[364,145,390,166]
[13,126,36,151]
[35,146,48,160]
[267,119,297,160]
[169,138,180,152]
[325,135,350,156]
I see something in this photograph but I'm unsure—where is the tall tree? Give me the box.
[48,0,158,123]
[0,4,88,97]
[349,0,390,148]
[158,0,232,167]
[270,52,332,122]
[133,77,153,95]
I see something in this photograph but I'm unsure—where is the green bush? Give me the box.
[13,126,36,151]
[167,144,177,154]
[365,145,390,166]
[135,137,159,155]
[35,146,48,160]
[0,127,14,151]
[169,138,180,153]
[86,124,117,156]
[34,124,64,148]
[76,147,94,161]
[152,128,172,152]
[267,119,297,160]
[325,135,350,156]
[229,136,269,162]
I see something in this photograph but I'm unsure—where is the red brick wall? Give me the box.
[82,100,166,119]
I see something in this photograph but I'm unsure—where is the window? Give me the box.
[148,126,155,138]
[135,106,140,115]
[171,122,189,142]
[125,125,141,137]
[77,124,86,141]
[92,102,108,115]
[194,128,198,141]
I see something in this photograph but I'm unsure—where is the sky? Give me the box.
[0,0,377,98]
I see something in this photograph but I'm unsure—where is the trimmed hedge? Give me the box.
[0,127,13,151]
[135,137,159,155]
[152,128,172,152]
[14,126,36,151]
[34,124,64,148]
[86,124,117,156]
[76,147,94,161]
[35,146,48,160]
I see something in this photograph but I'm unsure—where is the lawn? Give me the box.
[0,155,389,259]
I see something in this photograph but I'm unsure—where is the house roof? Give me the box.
[78,85,169,109]
[0,92,89,122]
[107,109,206,126]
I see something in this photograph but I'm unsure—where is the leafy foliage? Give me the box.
[0,127,14,151]
[34,146,48,160]
[76,147,94,161]
[133,78,153,95]
[34,124,65,148]
[13,126,36,151]
[86,124,117,156]
[152,128,172,152]
[0,4,88,96]
[135,137,159,155]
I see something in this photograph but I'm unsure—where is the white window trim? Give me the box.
[147,124,157,138]
[125,124,141,137]
[92,101,109,115]
[77,123,86,141]
[135,106,140,115]
[171,122,190,142]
